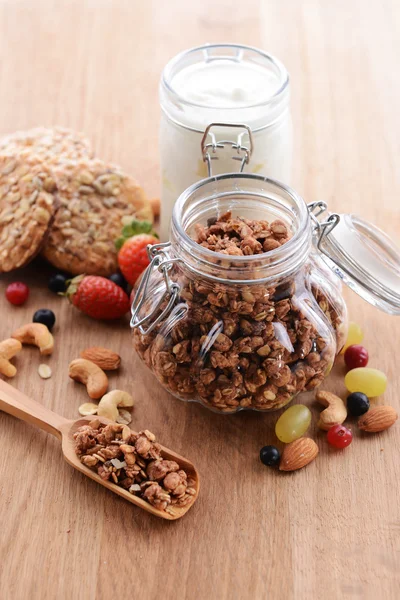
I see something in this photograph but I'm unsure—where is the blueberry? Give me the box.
[48,274,68,294]
[260,445,281,467]
[33,309,56,331]
[347,392,370,416]
[109,272,128,291]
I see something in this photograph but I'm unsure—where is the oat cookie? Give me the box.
[41,158,153,276]
[0,153,57,272]
[0,127,92,163]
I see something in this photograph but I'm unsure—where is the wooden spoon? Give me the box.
[0,378,199,520]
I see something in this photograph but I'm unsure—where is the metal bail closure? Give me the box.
[201,123,253,176]
[308,202,400,315]
[130,242,184,335]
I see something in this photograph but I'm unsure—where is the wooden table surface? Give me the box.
[0,1,399,599]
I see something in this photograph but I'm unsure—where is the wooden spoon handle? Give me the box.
[0,378,68,440]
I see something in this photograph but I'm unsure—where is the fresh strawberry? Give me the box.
[66,275,130,320]
[116,220,158,286]
[118,234,158,286]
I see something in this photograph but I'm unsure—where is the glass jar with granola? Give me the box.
[131,174,400,413]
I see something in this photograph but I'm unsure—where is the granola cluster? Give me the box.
[133,213,345,413]
[195,212,291,255]
[74,420,196,513]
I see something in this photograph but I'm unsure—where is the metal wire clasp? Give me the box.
[201,123,254,176]
[130,242,183,335]
[308,201,340,252]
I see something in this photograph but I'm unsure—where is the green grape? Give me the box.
[341,321,364,353]
[345,367,387,398]
[275,404,312,443]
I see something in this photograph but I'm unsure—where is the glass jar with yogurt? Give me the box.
[159,44,292,240]
[131,173,400,414]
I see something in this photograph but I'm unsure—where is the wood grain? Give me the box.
[0,1,399,598]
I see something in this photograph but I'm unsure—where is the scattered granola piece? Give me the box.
[142,483,171,511]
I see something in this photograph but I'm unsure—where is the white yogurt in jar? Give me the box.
[159,44,293,240]
[172,60,278,111]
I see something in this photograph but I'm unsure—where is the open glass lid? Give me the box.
[308,201,400,315]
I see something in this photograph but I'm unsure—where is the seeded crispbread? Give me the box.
[41,158,153,276]
[0,127,92,164]
[0,152,58,272]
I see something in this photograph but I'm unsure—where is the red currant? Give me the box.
[327,424,353,449]
[344,344,369,370]
[5,282,30,306]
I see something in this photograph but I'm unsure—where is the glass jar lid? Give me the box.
[309,201,400,315]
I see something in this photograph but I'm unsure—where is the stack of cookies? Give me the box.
[0,127,153,276]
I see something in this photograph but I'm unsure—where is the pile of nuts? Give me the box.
[0,322,54,379]
[0,319,135,426]
[74,420,196,513]
[133,212,345,412]
[69,347,134,425]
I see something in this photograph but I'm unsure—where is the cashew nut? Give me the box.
[0,338,22,377]
[69,358,108,399]
[316,390,347,430]
[97,390,134,421]
[12,323,54,355]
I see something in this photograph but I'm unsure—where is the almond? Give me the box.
[150,197,160,218]
[279,437,319,471]
[358,406,398,432]
[80,347,121,370]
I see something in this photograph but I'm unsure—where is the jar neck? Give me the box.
[160,44,290,133]
[170,174,312,285]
